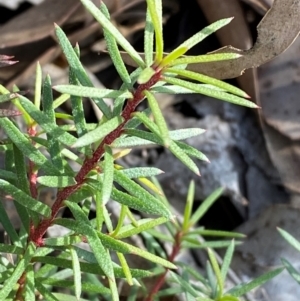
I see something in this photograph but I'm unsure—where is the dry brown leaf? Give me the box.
[121,0,300,81]
[240,0,271,14]
[196,0,258,99]
[0,0,82,48]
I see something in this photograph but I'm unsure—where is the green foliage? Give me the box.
[0,0,282,300]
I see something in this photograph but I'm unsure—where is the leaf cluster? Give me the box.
[0,0,282,300]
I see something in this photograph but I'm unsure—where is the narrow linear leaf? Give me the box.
[34,62,42,109]
[221,241,235,283]
[70,247,82,300]
[152,84,197,94]
[113,169,172,218]
[73,116,123,148]
[24,264,35,301]
[145,0,163,62]
[18,95,77,147]
[0,243,23,254]
[207,248,223,298]
[175,140,209,162]
[159,46,189,68]
[144,7,154,66]
[169,140,200,175]
[278,227,300,252]
[100,4,131,86]
[229,267,284,297]
[64,201,114,280]
[169,271,198,297]
[116,217,168,239]
[0,202,20,244]
[37,176,76,188]
[164,77,258,108]
[117,252,133,285]
[43,75,64,171]
[0,118,60,175]
[189,187,224,226]
[167,68,249,98]
[36,281,60,301]
[69,59,88,139]
[183,180,195,231]
[101,145,114,204]
[0,243,35,300]
[0,180,51,217]
[144,90,170,146]
[170,53,241,66]
[281,258,300,284]
[185,229,245,238]
[119,167,164,179]
[54,25,111,118]
[33,254,152,278]
[13,144,30,194]
[53,85,132,100]
[37,278,111,295]
[81,0,144,67]
[181,18,233,50]
[97,232,177,269]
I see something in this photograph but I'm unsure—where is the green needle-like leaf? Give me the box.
[146,0,163,62]
[117,252,133,286]
[164,76,258,108]
[115,217,168,239]
[43,75,64,171]
[70,247,82,300]
[207,248,223,298]
[221,241,235,283]
[64,201,115,280]
[24,264,35,301]
[0,118,60,175]
[0,180,51,217]
[180,18,233,51]
[37,176,77,188]
[100,145,114,205]
[278,227,300,252]
[0,243,35,300]
[34,62,42,109]
[81,0,144,67]
[100,4,131,87]
[55,25,111,118]
[72,116,123,148]
[144,6,154,66]
[281,258,300,284]
[113,169,172,218]
[182,180,195,231]
[53,85,133,100]
[170,53,241,66]
[167,68,249,98]
[119,167,164,179]
[169,140,200,175]
[144,90,170,146]
[0,202,20,244]
[97,232,177,269]
[228,267,284,297]
[189,187,224,226]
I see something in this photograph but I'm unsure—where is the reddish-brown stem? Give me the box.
[145,231,183,301]
[29,71,162,246]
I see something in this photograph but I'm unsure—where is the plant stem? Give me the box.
[29,71,162,246]
[145,231,182,301]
